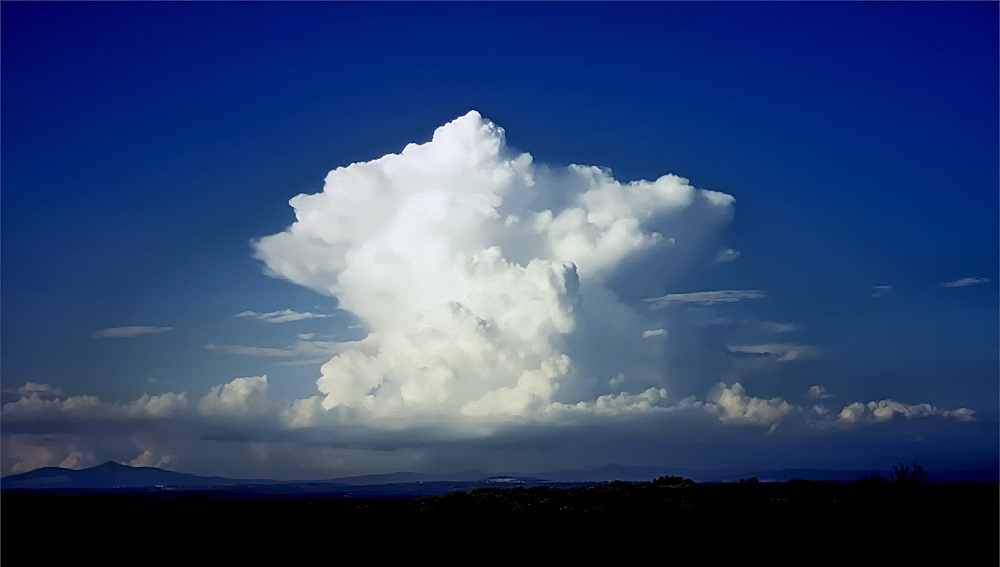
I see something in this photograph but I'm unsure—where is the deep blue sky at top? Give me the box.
[2,2,996,410]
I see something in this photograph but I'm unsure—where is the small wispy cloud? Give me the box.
[236,310,330,323]
[272,358,330,367]
[941,277,991,288]
[205,344,296,357]
[807,385,832,400]
[757,321,800,334]
[609,373,625,388]
[713,248,741,263]
[871,285,893,298]
[644,290,766,309]
[728,343,820,362]
[3,382,64,397]
[92,326,172,338]
[641,329,666,339]
[206,337,344,361]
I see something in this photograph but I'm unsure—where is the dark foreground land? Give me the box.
[4,478,997,557]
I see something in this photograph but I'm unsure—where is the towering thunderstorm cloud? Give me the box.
[1,112,980,477]
[254,111,735,427]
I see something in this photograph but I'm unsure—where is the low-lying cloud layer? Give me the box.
[1,376,975,476]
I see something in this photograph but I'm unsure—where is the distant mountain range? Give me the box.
[2,461,995,496]
[0,461,285,490]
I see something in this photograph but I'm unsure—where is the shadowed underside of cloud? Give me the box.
[0,376,976,476]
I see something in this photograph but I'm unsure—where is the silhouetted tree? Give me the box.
[891,461,929,484]
[858,470,887,483]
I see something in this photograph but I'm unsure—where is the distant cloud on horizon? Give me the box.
[92,326,172,338]
[644,289,766,309]
[941,277,991,288]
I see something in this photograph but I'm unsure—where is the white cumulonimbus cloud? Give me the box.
[2,113,982,477]
[253,111,736,426]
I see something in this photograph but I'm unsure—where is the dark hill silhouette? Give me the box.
[3,461,996,492]
[0,461,285,490]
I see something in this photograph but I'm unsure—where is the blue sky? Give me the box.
[2,2,996,479]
